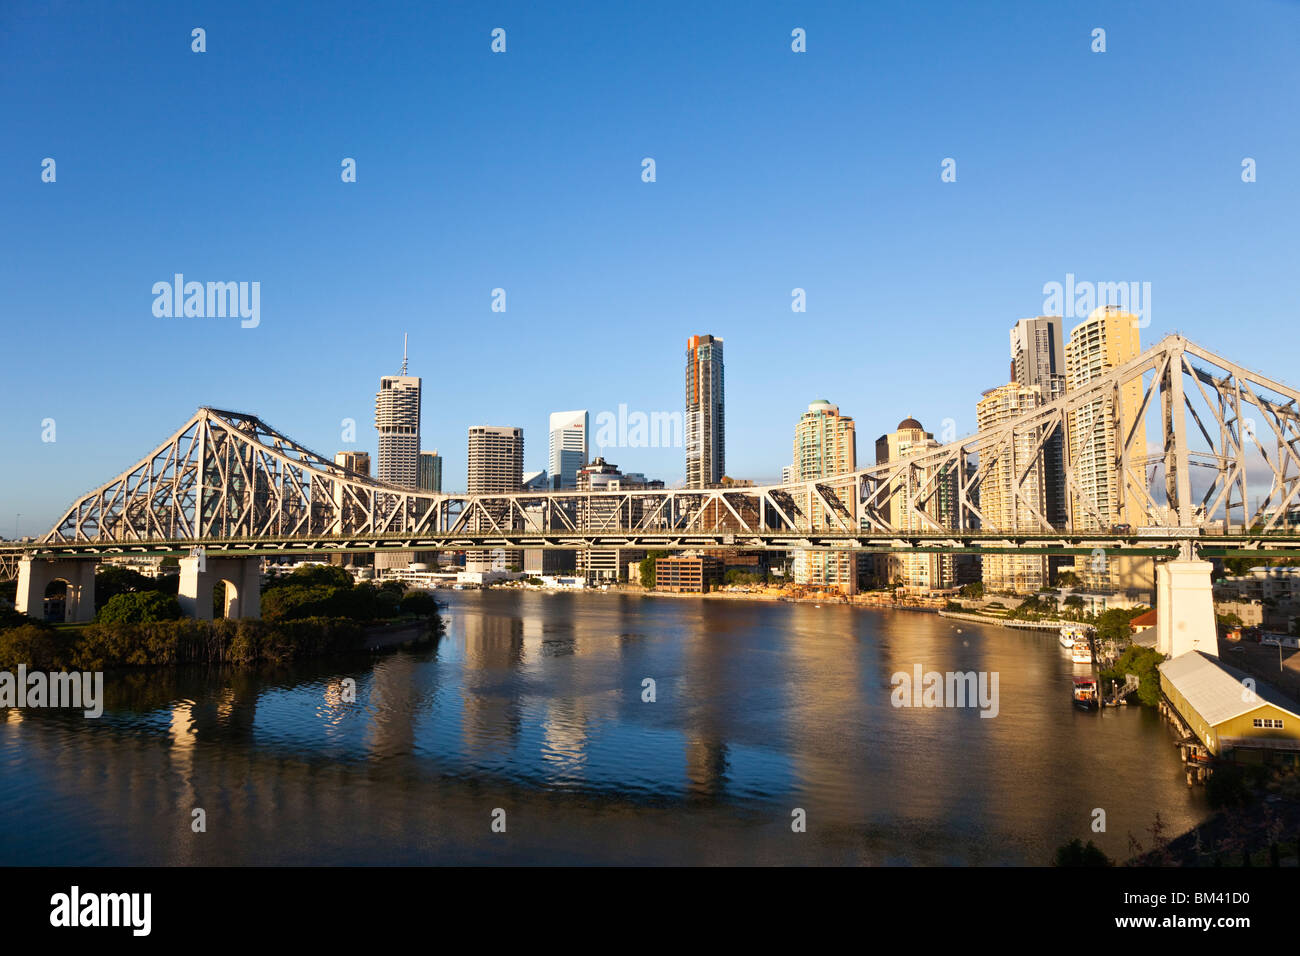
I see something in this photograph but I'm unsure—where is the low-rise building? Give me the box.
[1159,651,1300,759]
[656,554,724,593]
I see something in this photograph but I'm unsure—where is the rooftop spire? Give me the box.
[400,333,408,375]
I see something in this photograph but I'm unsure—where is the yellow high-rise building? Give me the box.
[976,383,1047,593]
[791,400,857,592]
[1064,306,1150,593]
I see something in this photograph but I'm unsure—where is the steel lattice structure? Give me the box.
[7,334,1300,567]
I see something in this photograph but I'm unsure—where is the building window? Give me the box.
[1252,718,1284,729]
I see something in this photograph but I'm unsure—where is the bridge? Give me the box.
[5,333,1300,660]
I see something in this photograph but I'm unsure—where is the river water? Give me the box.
[0,591,1208,865]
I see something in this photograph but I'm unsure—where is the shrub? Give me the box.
[96,591,183,624]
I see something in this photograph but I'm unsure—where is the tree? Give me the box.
[1053,838,1112,866]
[1054,570,1080,588]
[94,564,169,610]
[96,591,183,624]
[400,590,438,616]
[958,582,984,599]
[638,550,671,589]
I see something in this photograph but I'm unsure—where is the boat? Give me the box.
[1070,639,1093,664]
[1059,624,1088,649]
[1072,676,1099,710]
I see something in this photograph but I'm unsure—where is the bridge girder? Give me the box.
[19,334,1300,555]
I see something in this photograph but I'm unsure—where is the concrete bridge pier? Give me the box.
[178,556,261,620]
[14,557,96,623]
[1155,558,1218,659]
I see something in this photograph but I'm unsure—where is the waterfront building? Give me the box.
[548,410,589,490]
[791,400,857,592]
[874,417,957,590]
[685,334,725,488]
[1064,307,1147,593]
[467,426,524,572]
[975,382,1047,593]
[1159,651,1300,758]
[656,554,724,593]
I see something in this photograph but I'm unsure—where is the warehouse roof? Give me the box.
[1159,651,1300,726]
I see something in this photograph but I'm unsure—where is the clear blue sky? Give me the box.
[3,0,1298,537]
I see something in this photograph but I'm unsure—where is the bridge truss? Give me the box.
[6,334,1300,571]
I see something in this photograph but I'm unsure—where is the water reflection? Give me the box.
[0,592,1210,865]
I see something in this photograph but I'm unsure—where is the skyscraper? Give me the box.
[418,450,442,493]
[548,410,589,490]
[374,338,421,487]
[874,417,957,590]
[467,426,524,573]
[791,400,857,591]
[374,339,421,571]
[685,334,725,488]
[1010,316,1068,529]
[976,383,1047,592]
[1064,306,1148,593]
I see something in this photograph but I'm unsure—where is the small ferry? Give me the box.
[1059,624,1088,649]
[1070,639,1093,665]
[1071,677,1099,710]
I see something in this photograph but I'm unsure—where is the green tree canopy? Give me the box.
[96,590,183,624]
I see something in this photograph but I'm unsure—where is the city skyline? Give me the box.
[4,0,1298,535]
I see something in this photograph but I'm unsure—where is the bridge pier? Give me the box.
[178,556,261,620]
[1155,558,1217,659]
[15,557,96,623]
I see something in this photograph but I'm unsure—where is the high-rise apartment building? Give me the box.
[1064,306,1148,593]
[791,400,857,591]
[1010,316,1068,529]
[467,426,524,573]
[685,334,725,488]
[548,410,589,490]
[874,417,957,590]
[418,450,442,493]
[976,383,1047,593]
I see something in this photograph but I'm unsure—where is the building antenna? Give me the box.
[401,333,408,375]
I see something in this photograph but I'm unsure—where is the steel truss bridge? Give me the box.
[6,333,1300,580]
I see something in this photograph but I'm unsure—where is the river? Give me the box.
[0,590,1209,864]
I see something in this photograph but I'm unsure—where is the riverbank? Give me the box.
[0,614,441,671]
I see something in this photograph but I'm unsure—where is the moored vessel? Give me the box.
[1072,676,1099,709]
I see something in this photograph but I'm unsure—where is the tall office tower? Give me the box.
[874,418,957,590]
[791,400,857,592]
[976,383,1048,593]
[685,334,725,488]
[1064,306,1148,594]
[334,451,371,476]
[467,426,524,573]
[548,410,589,490]
[374,339,421,571]
[1010,316,1068,529]
[418,450,442,493]
[374,340,421,487]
